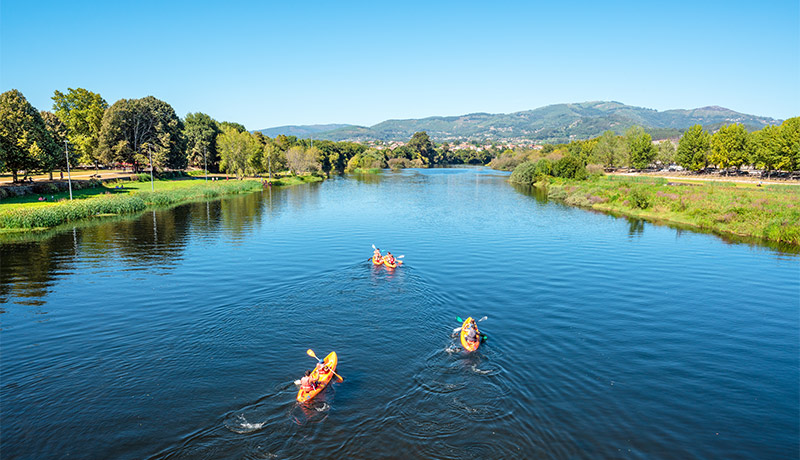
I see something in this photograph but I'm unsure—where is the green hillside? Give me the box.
[259,101,782,143]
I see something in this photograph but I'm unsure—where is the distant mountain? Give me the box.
[255,124,354,138]
[256,102,782,144]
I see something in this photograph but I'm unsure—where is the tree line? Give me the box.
[0,89,375,182]
[492,120,799,178]
[3,87,797,183]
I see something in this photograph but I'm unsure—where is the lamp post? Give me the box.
[65,139,73,200]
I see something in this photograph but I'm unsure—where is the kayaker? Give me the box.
[373,248,382,260]
[315,361,331,378]
[465,320,480,344]
[300,370,317,392]
[384,252,396,265]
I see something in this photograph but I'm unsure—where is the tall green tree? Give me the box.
[654,140,676,167]
[749,125,784,177]
[40,110,71,179]
[676,124,711,171]
[218,127,260,179]
[710,123,750,170]
[285,145,321,175]
[51,88,108,168]
[184,112,220,171]
[0,90,54,182]
[779,117,800,172]
[625,125,656,169]
[592,130,623,168]
[97,96,186,172]
[407,131,435,166]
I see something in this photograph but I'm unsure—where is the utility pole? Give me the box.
[65,139,73,200]
[204,145,208,182]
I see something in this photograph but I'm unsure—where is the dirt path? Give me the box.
[607,172,797,186]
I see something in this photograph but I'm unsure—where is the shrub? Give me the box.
[553,155,588,180]
[509,161,537,185]
[628,187,652,209]
[388,158,412,169]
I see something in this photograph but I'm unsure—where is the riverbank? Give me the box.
[530,175,800,245]
[0,175,322,232]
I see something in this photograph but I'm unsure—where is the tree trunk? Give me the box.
[12,170,18,182]
[49,171,53,180]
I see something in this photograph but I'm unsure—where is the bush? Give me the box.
[628,187,652,209]
[553,155,588,180]
[534,158,553,180]
[388,158,412,169]
[509,161,537,185]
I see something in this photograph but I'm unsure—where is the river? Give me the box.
[1,167,797,459]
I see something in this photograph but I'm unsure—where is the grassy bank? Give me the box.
[0,175,322,231]
[533,176,800,245]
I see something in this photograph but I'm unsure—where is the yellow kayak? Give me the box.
[296,351,338,403]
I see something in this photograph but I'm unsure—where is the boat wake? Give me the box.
[224,413,266,434]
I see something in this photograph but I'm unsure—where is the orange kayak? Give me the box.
[372,255,383,265]
[297,351,338,403]
[460,317,480,352]
[383,258,402,269]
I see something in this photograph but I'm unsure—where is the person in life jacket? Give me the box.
[300,370,317,392]
[384,251,396,265]
[373,248,382,261]
[315,361,331,381]
[465,320,480,344]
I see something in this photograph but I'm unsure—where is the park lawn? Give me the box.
[0,178,213,210]
[540,175,800,245]
[0,175,323,231]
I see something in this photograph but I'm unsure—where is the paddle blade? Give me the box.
[335,373,344,382]
[306,349,318,360]
[372,244,377,250]
[456,316,463,322]
[478,316,488,322]
[397,255,404,259]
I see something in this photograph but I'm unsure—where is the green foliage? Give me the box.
[51,88,108,167]
[509,161,537,184]
[592,130,624,168]
[285,145,321,175]
[676,124,711,171]
[625,126,656,169]
[553,155,588,179]
[628,187,652,209]
[710,123,749,170]
[184,112,221,172]
[97,96,186,171]
[406,131,435,166]
[345,149,386,172]
[655,140,676,167]
[217,127,261,179]
[0,90,56,182]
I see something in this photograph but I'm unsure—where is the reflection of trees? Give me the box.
[510,183,549,204]
[0,187,306,307]
[0,230,80,306]
[78,206,190,266]
[349,172,384,185]
[627,218,645,237]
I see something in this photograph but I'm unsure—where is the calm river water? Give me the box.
[1,167,798,459]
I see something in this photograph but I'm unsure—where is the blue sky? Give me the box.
[1,0,798,130]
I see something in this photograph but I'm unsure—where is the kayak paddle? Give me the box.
[306,349,344,382]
